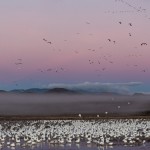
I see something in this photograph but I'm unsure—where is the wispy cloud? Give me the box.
[46,82,143,94]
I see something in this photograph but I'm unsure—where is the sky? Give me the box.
[0,0,150,92]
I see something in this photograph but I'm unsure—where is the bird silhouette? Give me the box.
[141,43,147,46]
[15,62,23,65]
[47,68,52,71]
[74,50,79,54]
[86,21,90,24]
[142,69,146,72]
[129,23,132,26]
[109,61,113,64]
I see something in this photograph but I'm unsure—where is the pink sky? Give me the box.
[0,0,150,90]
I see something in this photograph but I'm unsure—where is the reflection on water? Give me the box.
[1,142,150,150]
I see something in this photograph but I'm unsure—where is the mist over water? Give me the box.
[46,82,143,95]
[0,93,150,116]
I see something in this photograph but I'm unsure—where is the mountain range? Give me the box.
[0,88,149,96]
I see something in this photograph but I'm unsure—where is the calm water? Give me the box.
[2,142,150,150]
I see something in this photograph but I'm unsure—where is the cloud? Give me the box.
[46,82,143,95]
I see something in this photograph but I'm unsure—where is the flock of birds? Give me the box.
[43,38,52,45]
[40,2,148,77]
[11,0,149,87]
[107,21,148,47]
[115,0,147,13]
[0,119,150,149]
[37,67,66,74]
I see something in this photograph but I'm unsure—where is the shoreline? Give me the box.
[0,115,150,120]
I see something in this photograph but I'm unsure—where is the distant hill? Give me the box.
[10,88,48,94]
[1,88,149,96]
[133,93,149,96]
[98,92,121,96]
[0,90,7,93]
[10,89,25,93]
[24,88,48,93]
[9,88,77,94]
[46,88,77,94]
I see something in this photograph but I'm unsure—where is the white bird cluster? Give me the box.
[0,119,150,149]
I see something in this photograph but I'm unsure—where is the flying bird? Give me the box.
[47,68,52,71]
[60,67,64,71]
[37,69,44,73]
[47,42,52,44]
[141,43,147,46]
[109,61,113,64]
[108,39,111,42]
[129,23,132,26]
[88,60,94,64]
[74,50,79,54]
[142,69,146,72]
[119,21,122,24]
[86,21,90,24]
[43,38,47,41]
[15,62,23,65]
